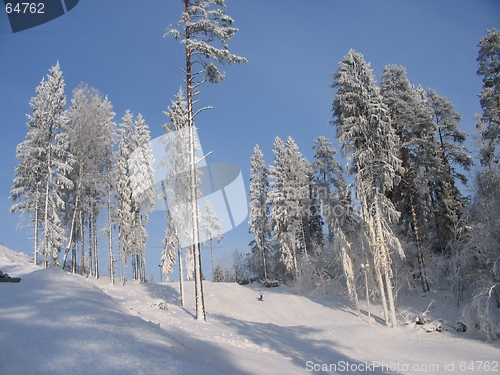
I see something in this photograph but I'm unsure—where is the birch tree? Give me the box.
[63,85,116,278]
[165,0,247,320]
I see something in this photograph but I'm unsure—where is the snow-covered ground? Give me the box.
[1,245,499,375]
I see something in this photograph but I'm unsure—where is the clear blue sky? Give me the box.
[1,1,498,280]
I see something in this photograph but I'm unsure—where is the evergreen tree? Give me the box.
[10,62,73,268]
[312,136,353,240]
[477,29,500,167]
[248,144,272,279]
[162,210,179,282]
[427,88,473,251]
[128,113,155,281]
[380,65,436,291]
[200,200,224,280]
[116,110,135,283]
[166,0,247,321]
[269,136,310,281]
[332,50,404,327]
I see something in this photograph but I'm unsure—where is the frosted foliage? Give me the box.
[269,136,311,278]
[129,114,155,215]
[161,89,201,248]
[10,62,73,266]
[162,216,178,280]
[332,50,404,326]
[477,29,500,166]
[248,144,272,279]
[165,0,247,84]
[200,201,223,244]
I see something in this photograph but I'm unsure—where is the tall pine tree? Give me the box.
[165,0,247,320]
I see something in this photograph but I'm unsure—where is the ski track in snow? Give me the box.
[1,245,500,375]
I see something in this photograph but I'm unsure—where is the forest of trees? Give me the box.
[8,0,499,338]
[247,30,500,339]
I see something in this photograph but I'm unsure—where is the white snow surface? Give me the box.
[1,245,499,375]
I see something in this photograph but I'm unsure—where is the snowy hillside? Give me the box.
[1,245,499,375]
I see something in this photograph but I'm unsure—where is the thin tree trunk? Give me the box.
[262,232,268,280]
[107,188,115,285]
[88,210,93,277]
[384,267,397,328]
[33,194,39,266]
[79,209,85,275]
[43,156,51,268]
[375,259,390,325]
[93,204,99,279]
[185,7,206,320]
[63,193,79,270]
[71,242,76,273]
[178,246,185,307]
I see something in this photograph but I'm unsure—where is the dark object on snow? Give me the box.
[415,316,425,325]
[238,279,250,285]
[258,290,264,301]
[260,279,279,288]
[0,270,21,283]
[455,321,467,332]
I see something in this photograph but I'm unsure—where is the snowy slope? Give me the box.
[1,245,500,375]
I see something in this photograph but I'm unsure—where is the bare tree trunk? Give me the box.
[79,209,85,275]
[43,155,51,268]
[107,188,115,285]
[178,246,185,307]
[184,3,206,320]
[62,193,79,270]
[33,194,39,266]
[93,203,99,279]
[88,209,93,277]
[210,238,215,281]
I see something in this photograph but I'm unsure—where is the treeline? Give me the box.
[10,63,155,284]
[247,30,500,339]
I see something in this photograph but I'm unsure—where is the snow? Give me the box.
[1,245,499,375]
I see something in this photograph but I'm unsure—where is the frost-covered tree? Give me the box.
[63,85,116,278]
[477,29,500,167]
[269,136,310,281]
[162,210,179,283]
[200,200,223,280]
[427,88,472,251]
[162,88,194,304]
[380,66,438,291]
[128,113,155,281]
[332,50,404,327]
[165,0,247,321]
[452,168,500,340]
[312,135,353,239]
[115,110,135,283]
[10,62,73,268]
[248,144,272,279]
